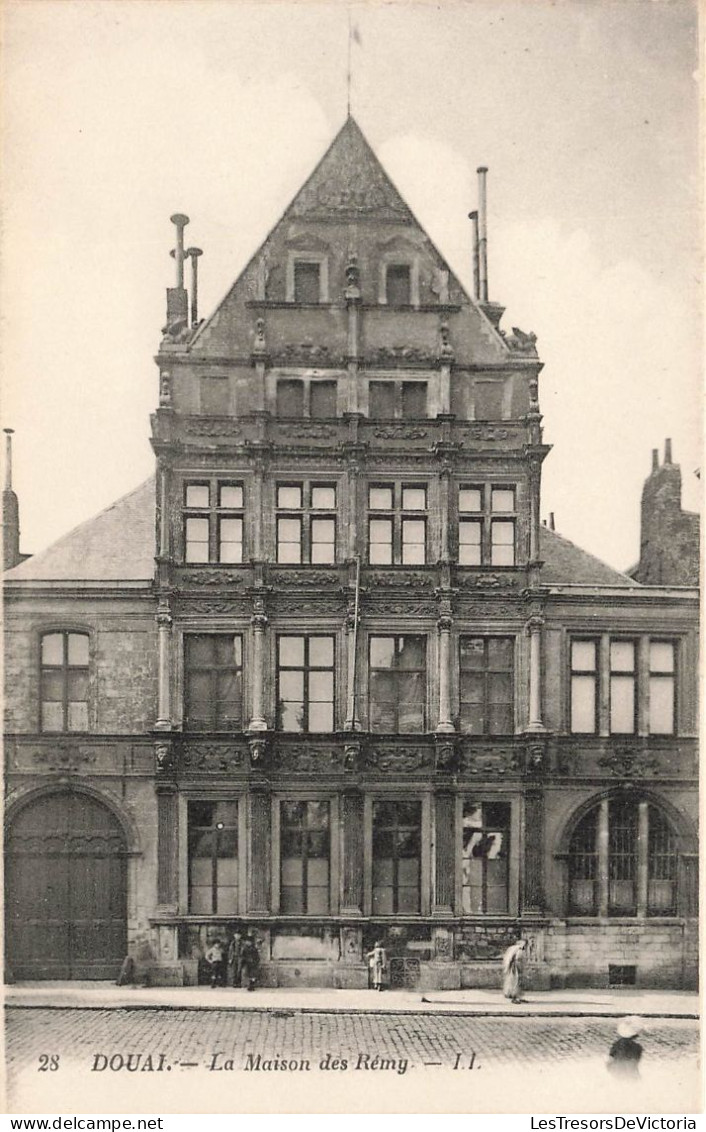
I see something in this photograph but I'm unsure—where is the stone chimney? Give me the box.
[3,429,21,570]
[633,439,700,585]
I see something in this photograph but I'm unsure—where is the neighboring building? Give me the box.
[630,439,700,587]
[4,117,699,989]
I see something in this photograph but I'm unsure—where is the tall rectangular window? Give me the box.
[570,639,598,734]
[372,801,421,914]
[369,635,426,733]
[458,484,516,567]
[184,480,244,564]
[385,264,412,306]
[461,801,511,914]
[280,801,330,914]
[459,637,514,735]
[40,632,89,732]
[369,381,396,419]
[610,640,636,734]
[188,801,238,914]
[649,642,675,735]
[184,635,243,731]
[276,379,305,417]
[368,483,427,565]
[276,482,336,564]
[293,261,321,304]
[490,487,516,567]
[401,382,427,419]
[277,635,335,732]
[310,381,337,419]
[458,486,483,566]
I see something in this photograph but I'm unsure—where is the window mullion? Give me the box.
[637,801,649,917]
[62,635,69,731]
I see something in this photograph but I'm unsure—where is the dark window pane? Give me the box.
[310,381,337,418]
[277,380,305,417]
[293,261,321,303]
[401,382,427,419]
[369,382,395,418]
[386,264,411,305]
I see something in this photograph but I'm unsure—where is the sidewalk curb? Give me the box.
[5,1002,699,1020]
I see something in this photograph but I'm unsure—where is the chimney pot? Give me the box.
[476,168,489,303]
[664,438,673,464]
[549,512,555,531]
[652,449,659,472]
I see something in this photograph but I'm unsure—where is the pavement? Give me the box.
[4,981,699,1017]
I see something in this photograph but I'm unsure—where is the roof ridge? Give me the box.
[541,524,639,585]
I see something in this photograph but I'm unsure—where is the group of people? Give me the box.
[203,930,260,991]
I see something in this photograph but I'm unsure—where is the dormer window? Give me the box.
[287,252,329,304]
[385,263,411,306]
[294,261,321,304]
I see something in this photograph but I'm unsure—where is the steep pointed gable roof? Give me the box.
[4,478,155,582]
[190,115,508,359]
[284,116,415,224]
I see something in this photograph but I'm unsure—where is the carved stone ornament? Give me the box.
[253,317,267,355]
[32,740,97,773]
[365,570,435,590]
[597,746,660,778]
[460,744,522,776]
[503,326,539,355]
[179,600,249,616]
[365,346,435,366]
[269,568,339,588]
[159,371,172,406]
[343,739,363,773]
[273,744,343,772]
[155,741,174,775]
[179,569,246,586]
[272,344,346,368]
[276,421,339,440]
[181,742,246,773]
[366,746,434,773]
[525,741,546,774]
[439,320,454,359]
[457,571,520,591]
[248,736,269,769]
[273,597,344,616]
[434,739,459,773]
[184,419,243,438]
[365,599,437,617]
[371,425,429,441]
[460,425,514,443]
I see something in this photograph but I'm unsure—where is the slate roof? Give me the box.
[5,477,637,589]
[539,525,637,587]
[4,478,155,582]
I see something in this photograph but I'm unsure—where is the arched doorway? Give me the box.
[6,789,127,979]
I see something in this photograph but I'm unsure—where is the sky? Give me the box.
[2,0,701,571]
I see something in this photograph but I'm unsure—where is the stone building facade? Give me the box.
[4,118,699,989]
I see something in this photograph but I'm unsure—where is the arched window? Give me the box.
[568,798,678,917]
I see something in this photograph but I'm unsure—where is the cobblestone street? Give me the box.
[6,1006,700,1114]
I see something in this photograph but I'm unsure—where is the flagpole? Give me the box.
[347,8,352,116]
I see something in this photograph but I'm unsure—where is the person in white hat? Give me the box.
[607,1017,643,1077]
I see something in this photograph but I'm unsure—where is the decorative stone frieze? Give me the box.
[365,745,434,773]
[459,742,522,776]
[179,741,246,773]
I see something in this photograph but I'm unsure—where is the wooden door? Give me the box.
[6,790,127,980]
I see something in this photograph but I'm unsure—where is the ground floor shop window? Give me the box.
[568,798,678,917]
[461,801,510,913]
[280,800,330,914]
[372,800,421,914]
[188,801,239,914]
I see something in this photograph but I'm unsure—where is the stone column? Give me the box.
[436,612,455,734]
[248,596,268,732]
[341,791,364,913]
[250,452,266,561]
[636,799,649,917]
[248,789,271,912]
[439,463,451,563]
[433,792,455,912]
[156,786,178,909]
[523,789,544,913]
[526,615,545,732]
[345,254,361,414]
[528,454,541,563]
[344,592,361,731]
[155,603,172,730]
[597,797,610,917]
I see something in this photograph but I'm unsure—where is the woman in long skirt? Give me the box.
[367,940,387,991]
[502,938,527,1003]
